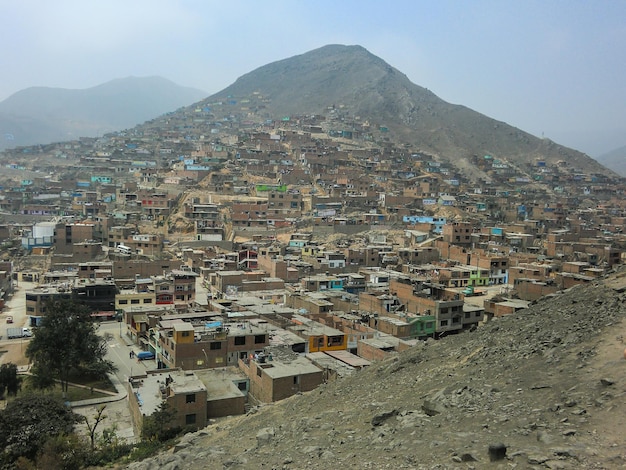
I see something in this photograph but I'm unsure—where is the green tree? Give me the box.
[35,433,87,470]
[0,362,21,398]
[142,401,179,442]
[0,394,81,463]
[25,299,115,394]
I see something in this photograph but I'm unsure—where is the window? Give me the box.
[119,299,128,305]
[215,357,223,364]
[186,394,195,403]
[185,414,196,425]
[254,335,266,344]
[329,336,343,345]
[143,298,152,304]
[256,368,262,377]
[181,331,190,337]
[237,381,247,391]
[465,312,471,319]
[234,336,246,346]
[293,376,300,385]
[210,342,222,350]
[440,320,449,327]
[131,299,140,304]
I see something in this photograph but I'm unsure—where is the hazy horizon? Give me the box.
[2,1,625,157]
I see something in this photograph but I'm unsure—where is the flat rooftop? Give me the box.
[254,355,321,379]
[131,370,206,417]
[194,367,247,400]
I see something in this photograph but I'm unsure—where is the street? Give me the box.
[0,279,36,366]
[98,321,151,383]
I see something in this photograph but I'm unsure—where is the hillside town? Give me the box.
[0,94,625,439]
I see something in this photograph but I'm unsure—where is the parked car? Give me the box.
[136,351,155,360]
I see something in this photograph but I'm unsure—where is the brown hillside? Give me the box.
[206,44,613,177]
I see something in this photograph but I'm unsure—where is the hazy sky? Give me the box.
[2,0,625,156]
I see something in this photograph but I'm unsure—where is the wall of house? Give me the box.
[374,317,412,338]
[270,371,323,402]
[513,279,559,301]
[483,300,517,318]
[161,339,227,370]
[167,388,208,430]
[127,380,146,434]
[357,340,395,362]
[206,395,245,418]
[113,259,178,279]
[243,359,272,403]
[306,333,347,353]
[508,266,551,285]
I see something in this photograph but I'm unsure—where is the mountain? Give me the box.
[207,44,614,177]
[0,77,207,150]
[125,270,626,469]
[596,145,626,177]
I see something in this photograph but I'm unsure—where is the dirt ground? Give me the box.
[0,341,31,368]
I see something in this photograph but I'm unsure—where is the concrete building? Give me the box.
[158,321,270,371]
[128,369,208,433]
[239,352,323,403]
[194,367,248,418]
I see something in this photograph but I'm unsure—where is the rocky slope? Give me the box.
[126,268,626,469]
[206,44,613,177]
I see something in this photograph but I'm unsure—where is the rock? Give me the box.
[600,378,615,386]
[537,430,553,443]
[173,442,189,453]
[159,455,183,470]
[488,443,507,462]
[371,409,398,426]
[256,427,275,446]
[422,400,446,416]
[550,447,577,459]
[302,445,322,456]
[461,452,479,462]
[528,454,549,464]
[545,460,570,469]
